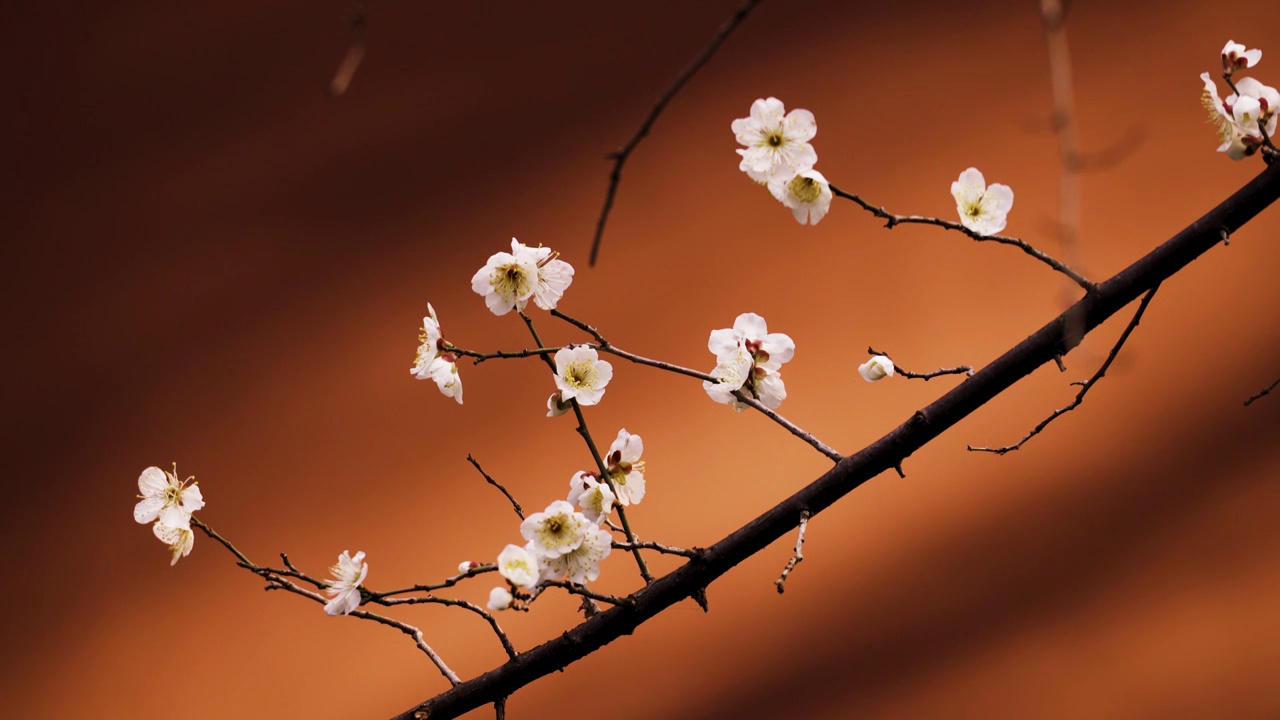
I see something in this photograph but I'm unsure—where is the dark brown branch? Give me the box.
[774,509,809,594]
[588,0,765,266]
[867,346,973,382]
[467,454,524,519]
[968,284,1160,455]
[829,183,1095,291]
[392,161,1280,720]
[1244,377,1279,406]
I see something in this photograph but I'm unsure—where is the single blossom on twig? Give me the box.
[768,168,833,225]
[951,167,1015,236]
[732,97,817,183]
[553,346,614,406]
[324,550,369,616]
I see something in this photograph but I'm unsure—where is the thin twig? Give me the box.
[774,510,810,594]
[588,0,766,266]
[366,564,497,601]
[373,595,517,660]
[449,345,561,365]
[968,284,1160,454]
[539,580,635,607]
[467,454,524,519]
[829,183,1095,291]
[189,518,462,685]
[867,346,973,381]
[731,390,842,462]
[612,540,703,559]
[495,697,506,720]
[1244,377,1279,406]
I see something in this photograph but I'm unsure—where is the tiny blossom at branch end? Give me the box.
[1221,40,1262,74]
[153,507,195,566]
[605,428,647,506]
[488,587,514,611]
[858,355,895,383]
[768,168,833,225]
[134,463,204,525]
[411,304,463,403]
[497,544,540,590]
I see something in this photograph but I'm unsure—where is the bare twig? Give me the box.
[588,0,766,266]
[968,284,1160,454]
[867,346,973,381]
[829,183,1095,291]
[1244,377,1279,406]
[374,595,517,660]
[329,4,366,97]
[731,390,842,462]
[774,510,810,594]
[539,580,634,607]
[467,454,524,520]
[612,540,703,559]
[450,345,561,365]
[367,564,497,601]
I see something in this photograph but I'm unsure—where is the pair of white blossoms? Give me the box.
[733,97,1015,236]
[133,464,205,565]
[1201,40,1277,160]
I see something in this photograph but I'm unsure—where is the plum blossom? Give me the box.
[134,464,204,525]
[471,246,538,316]
[152,507,195,566]
[521,500,589,558]
[858,355,896,383]
[1201,72,1278,160]
[323,550,368,616]
[732,97,817,183]
[704,313,793,411]
[553,346,613,406]
[604,429,646,506]
[1222,40,1262,74]
[568,470,616,524]
[951,167,1014,237]
[543,523,612,585]
[510,238,574,311]
[768,168,833,225]
[488,587,514,611]
[457,560,479,574]
[496,544,540,590]
[546,391,572,417]
[411,303,463,404]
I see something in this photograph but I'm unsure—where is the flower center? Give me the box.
[765,130,784,148]
[564,360,597,389]
[788,175,822,203]
[493,263,532,300]
[963,200,985,220]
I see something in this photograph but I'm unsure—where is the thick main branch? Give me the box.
[394,162,1280,720]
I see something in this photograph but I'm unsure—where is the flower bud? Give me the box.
[487,587,514,611]
[858,355,895,383]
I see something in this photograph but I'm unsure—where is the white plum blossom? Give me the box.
[703,346,755,412]
[704,313,793,411]
[732,97,818,183]
[858,355,896,383]
[471,247,539,316]
[1201,72,1279,160]
[1222,40,1262,73]
[152,507,195,566]
[521,500,589,558]
[604,429,646,506]
[487,587,514,611]
[546,391,572,417]
[134,464,204,525]
[708,312,795,370]
[568,470,616,524]
[496,544,540,590]
[543,523,612,585]
[323,550,368,616]
[951,168,1014,237]
[553,345,613,406]
[768,168,833,225]
[509,238,575,310]
[458,560,478,574]
[411,304,463,404]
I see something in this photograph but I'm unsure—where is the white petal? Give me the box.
[138,466,170,497]
[133,497,165,524]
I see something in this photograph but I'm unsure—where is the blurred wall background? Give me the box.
[2,1,1277,717]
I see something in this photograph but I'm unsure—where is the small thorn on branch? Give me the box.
[775,510,811,594]
[1053,355,1067,372]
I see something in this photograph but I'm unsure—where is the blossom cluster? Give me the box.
[1202,40,1276,160]
[486,428,646,610]
[732,97,832,225]
[133,464,204,565]
[702,312,794,411]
